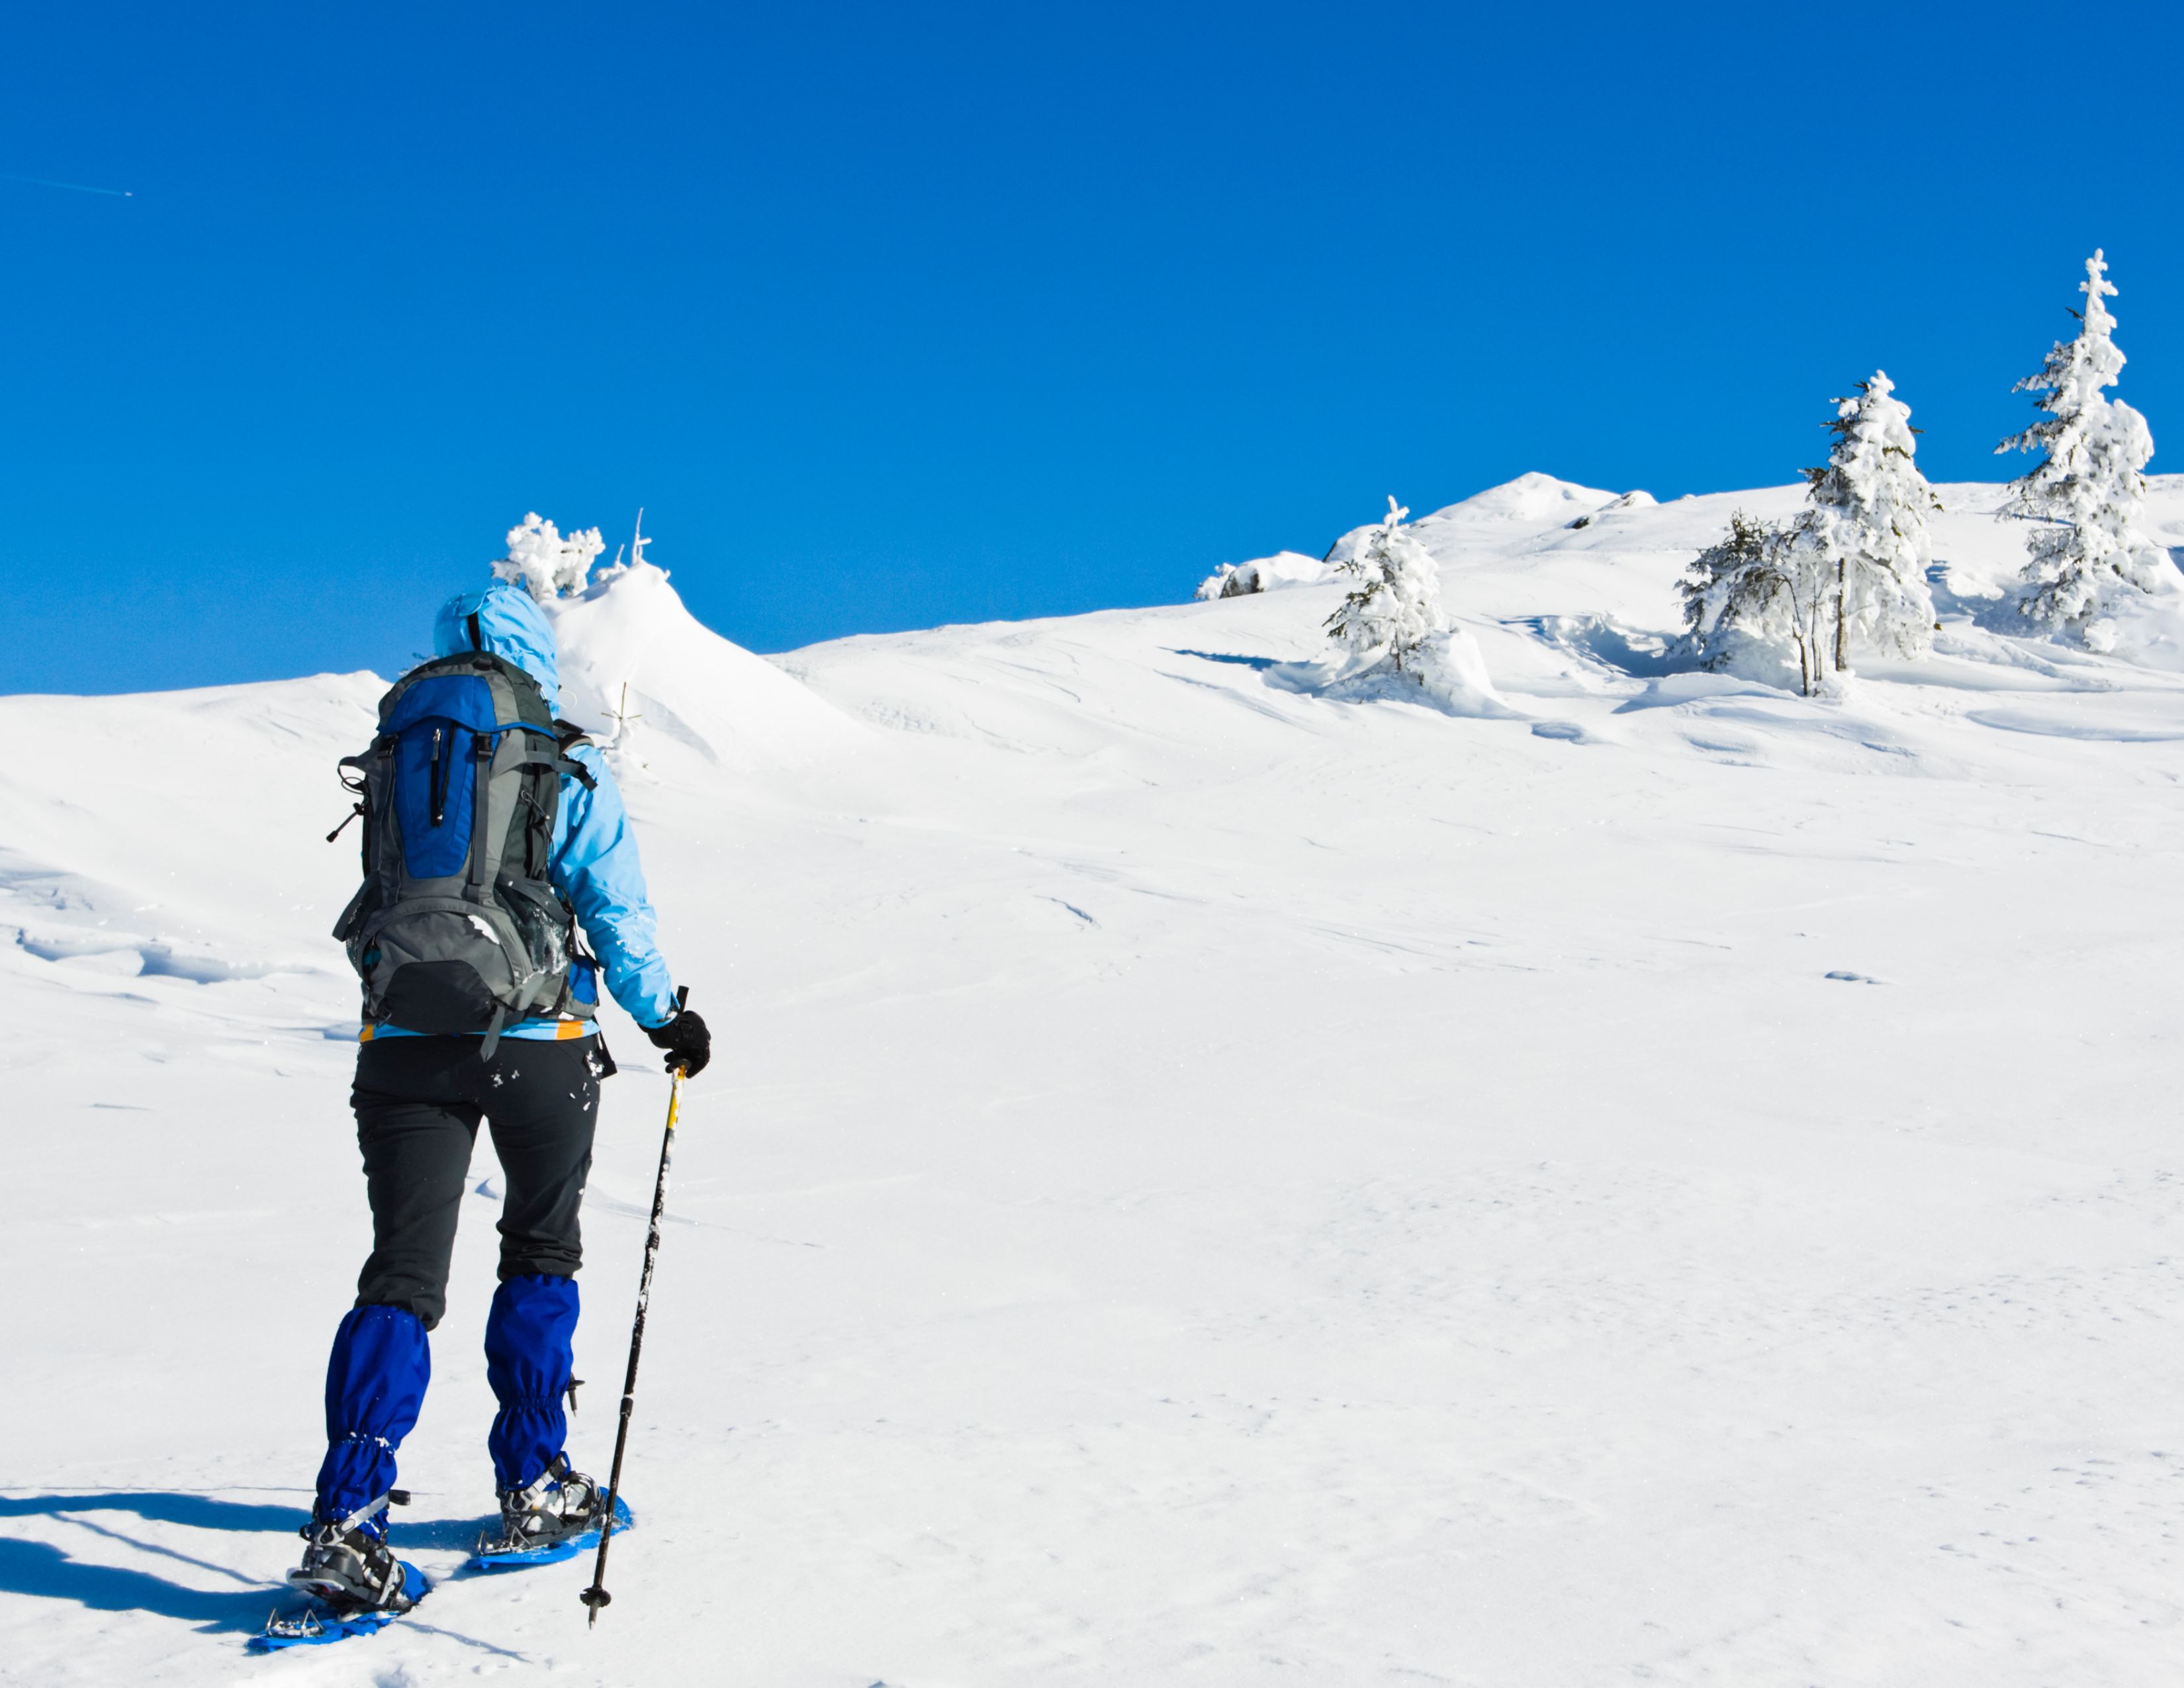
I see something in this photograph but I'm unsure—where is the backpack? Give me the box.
[331,649,598,1053]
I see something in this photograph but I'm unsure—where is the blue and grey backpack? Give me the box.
[332,647,596,1053]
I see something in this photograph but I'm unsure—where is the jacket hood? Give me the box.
[433,580,561,714]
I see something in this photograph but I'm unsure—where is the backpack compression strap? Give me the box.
[465,731,498,896]
[462,730,596,896]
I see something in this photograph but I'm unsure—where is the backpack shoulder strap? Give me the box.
[552,720,598,789]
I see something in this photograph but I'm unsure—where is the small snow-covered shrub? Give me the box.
[1681,510,1784,652]
[494,512,607,602]
[1998,250,2173,633]
[1324,498,1446,673]
[1679,511,1836,693]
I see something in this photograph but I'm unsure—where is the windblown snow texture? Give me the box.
[7,477,2184,1683]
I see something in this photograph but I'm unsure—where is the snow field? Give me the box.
[3,476,2184,1683]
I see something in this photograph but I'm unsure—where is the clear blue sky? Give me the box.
[5,1,2184,693]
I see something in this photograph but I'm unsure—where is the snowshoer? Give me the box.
[289,580,711,1613]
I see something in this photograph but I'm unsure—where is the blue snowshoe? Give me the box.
[472,1454,633,1568]
[253,1493,426,1651]
[251,1584,427,1652]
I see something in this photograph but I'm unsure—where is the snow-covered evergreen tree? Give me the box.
[1324,497,1445,673]
[1802,371,1939,665]
[1997,250,2169,630]
[494,512,606,602]
[1682,375,1938,694]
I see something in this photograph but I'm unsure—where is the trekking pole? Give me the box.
[580,986,690,1626]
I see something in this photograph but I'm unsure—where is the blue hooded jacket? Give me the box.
[371,581,680,1039]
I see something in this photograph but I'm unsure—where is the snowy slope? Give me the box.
[5,481,2184,1686]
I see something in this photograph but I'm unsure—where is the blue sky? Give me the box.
[5,1,2184,692]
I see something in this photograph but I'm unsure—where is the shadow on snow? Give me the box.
[1167,648,1282,671]
[0,1489,497,1634]
[1516,614,1690,680]
[0,1536,270,1633]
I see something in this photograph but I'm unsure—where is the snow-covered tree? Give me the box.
[1997,250,2169,630]
[590,507,651,594]
[493,512,606,601]
[1682,510,1777,645]
[1325,497,1445,673]
[1679,511,1839,695]
[1802,371,1939,666]
[1680,374,1938,694]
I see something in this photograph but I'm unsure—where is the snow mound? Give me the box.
[543,562,864,770]
[2071,573,2184,668]
[1424,471,1623,526]
[1269,626,1527,722]
[1194,551,1333,600]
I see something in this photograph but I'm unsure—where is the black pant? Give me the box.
[351,1035,613,1330]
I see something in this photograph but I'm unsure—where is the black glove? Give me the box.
[644,1009,711,1078]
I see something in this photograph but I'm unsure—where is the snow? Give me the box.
[494,512,607,602]
[543,559,866,771]
[1425,468,1623,525]
[6,478,2184,1683]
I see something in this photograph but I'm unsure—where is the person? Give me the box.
[287,579,711,1612]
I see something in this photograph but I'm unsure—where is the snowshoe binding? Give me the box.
[473,1454,632,1567]
[253,1493,425,1651]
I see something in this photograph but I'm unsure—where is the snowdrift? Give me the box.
[0,673,384,992]
[544,560,865,769]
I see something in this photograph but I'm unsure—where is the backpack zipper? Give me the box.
[429,725,449,825]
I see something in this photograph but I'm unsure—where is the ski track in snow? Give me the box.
[4,476,2184,1683]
